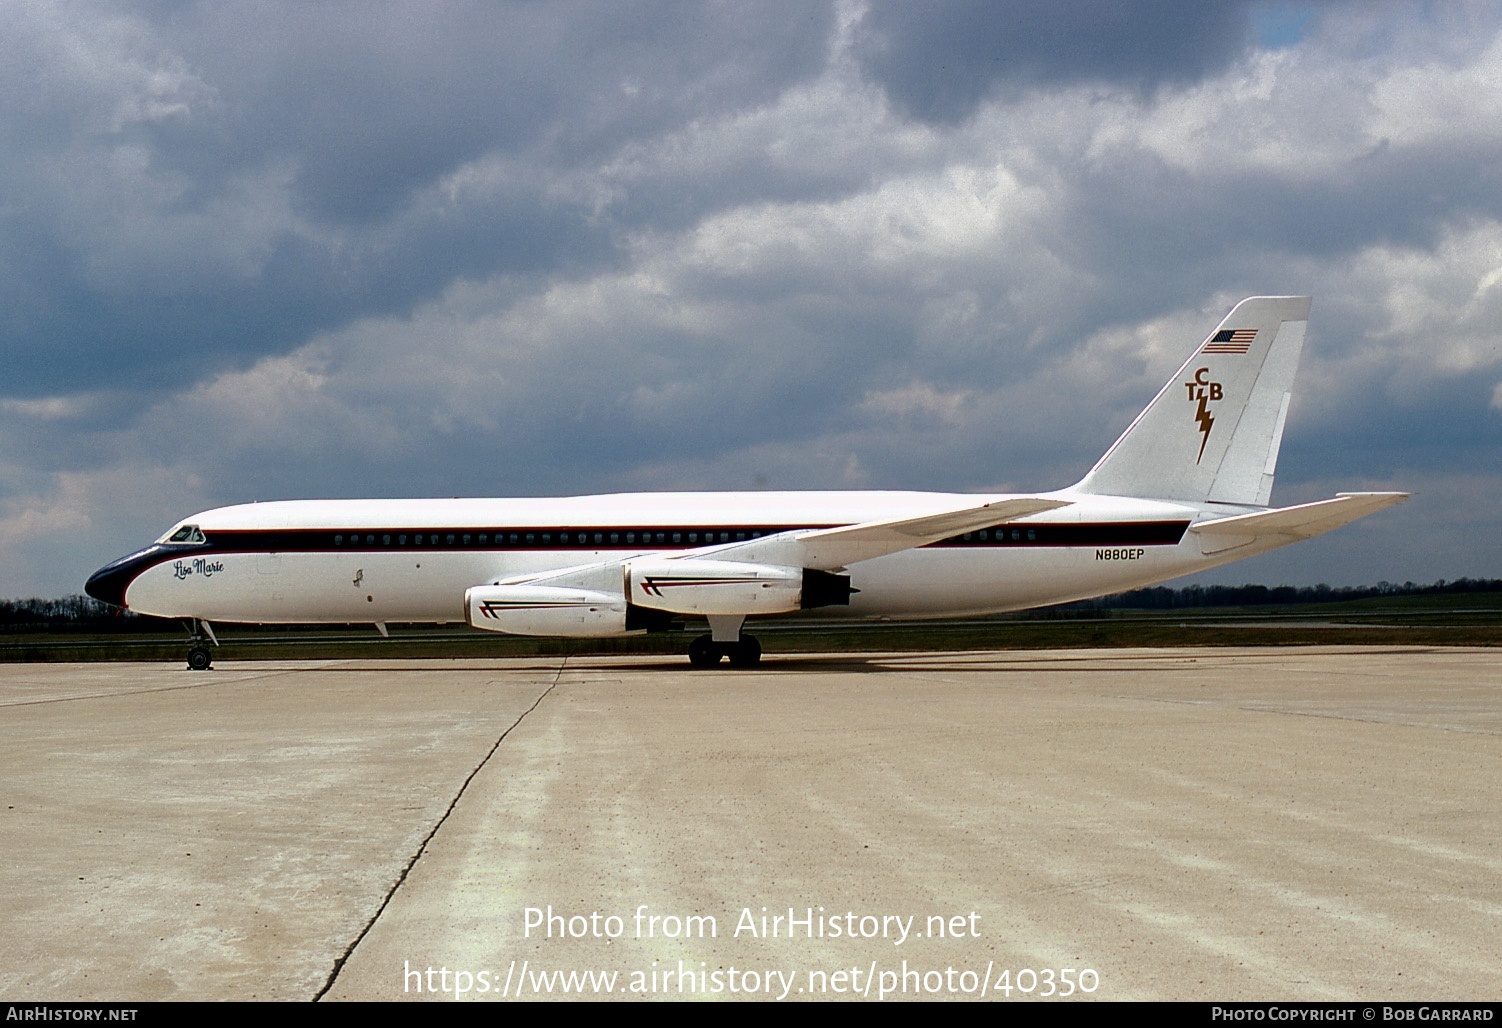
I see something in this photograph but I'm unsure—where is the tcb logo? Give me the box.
[1184,367,1222,403]
[1184,367,1221,462]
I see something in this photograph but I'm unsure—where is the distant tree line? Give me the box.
[3,578,1500,633]
[0,596,169,633]
[1063,577,1502,612]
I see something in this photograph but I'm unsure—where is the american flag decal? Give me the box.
[1202,328,1257,354]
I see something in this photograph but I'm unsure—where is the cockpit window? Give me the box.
[165,524,206,544]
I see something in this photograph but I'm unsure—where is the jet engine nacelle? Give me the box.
[465,584,629,637]
[627,559,804,616]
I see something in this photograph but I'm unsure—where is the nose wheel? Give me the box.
[183,619,217,671]
[688,634,762,668]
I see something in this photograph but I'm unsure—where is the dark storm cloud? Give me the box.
[1071,142,1502,275]
[853,0,1256,123]
[160,1,835,223]
[0,0,836,397]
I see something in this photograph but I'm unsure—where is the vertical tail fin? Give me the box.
[1073,296,1311,506]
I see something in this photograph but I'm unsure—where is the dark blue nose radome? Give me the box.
[85,545,168,609]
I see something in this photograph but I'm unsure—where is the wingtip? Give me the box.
[1336,491,1412,505]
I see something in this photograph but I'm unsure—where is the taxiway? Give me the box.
[1,647,1497,1001]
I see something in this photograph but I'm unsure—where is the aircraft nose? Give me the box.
[85,546,163,609]
[85,562,130,608]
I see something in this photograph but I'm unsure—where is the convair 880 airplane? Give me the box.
[87,297,1406,670]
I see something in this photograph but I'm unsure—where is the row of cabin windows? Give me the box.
[330,529,769,548]
[325,527,1041,548]
[961,528,1037,542]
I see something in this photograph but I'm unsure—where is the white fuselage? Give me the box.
[102,489,1269,626]
[85,297,1407,660]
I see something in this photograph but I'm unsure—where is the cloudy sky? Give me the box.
[3,0,1500,600]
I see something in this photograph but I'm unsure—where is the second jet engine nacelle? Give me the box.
[626,559,803,616]
[465,584,629,637]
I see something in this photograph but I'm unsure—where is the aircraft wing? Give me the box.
[496,496,1070,593]
[1190,492,1409,554]
[790,497,1071,570]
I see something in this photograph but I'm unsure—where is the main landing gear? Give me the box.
[184,618,217,671]
[688,633,762,668]
[688,614,762,668]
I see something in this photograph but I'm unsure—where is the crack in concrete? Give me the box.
[312,656,568,1001]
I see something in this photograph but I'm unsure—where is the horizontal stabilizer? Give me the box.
[794,497,1070,570]
[1190,492,1409,554]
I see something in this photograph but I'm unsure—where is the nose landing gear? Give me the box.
[184,619,217,671]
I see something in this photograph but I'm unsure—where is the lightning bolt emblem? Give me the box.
[1185,366,1222,463]
[1194,396,1214,463]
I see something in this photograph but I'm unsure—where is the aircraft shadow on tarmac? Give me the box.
[277,651,1254,676]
